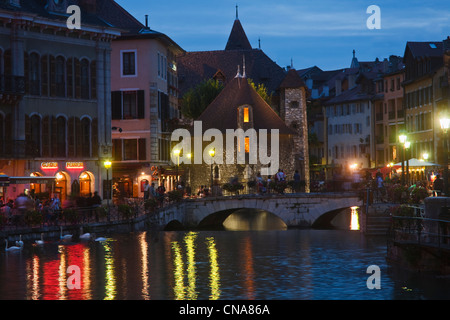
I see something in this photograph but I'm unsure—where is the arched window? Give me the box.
[81,117,91,157]
[56,116,66,157]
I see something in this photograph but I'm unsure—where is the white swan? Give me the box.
[5,240,23,251]
[35,233,44,245]
[79,227,92,240]
[15,235,24,247]
[60,226,73,241]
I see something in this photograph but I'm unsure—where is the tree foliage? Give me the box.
[181,79,224,119]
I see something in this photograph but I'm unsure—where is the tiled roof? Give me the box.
[404,41,443,59]
[225,19,252,51]
[195,75,296,135]
[0,0,143,33]
[178,49,286,96]
[279,68,307,88]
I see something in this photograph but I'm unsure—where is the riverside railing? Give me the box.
[390,215,450,248]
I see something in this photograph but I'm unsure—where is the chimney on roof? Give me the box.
[335,79,342,96]
[145,15,149,28]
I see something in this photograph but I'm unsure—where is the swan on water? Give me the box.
[15,235,24,247]
[35,233,44,245]
[79,227,92,240]
[5,239,23,251]
[60,226,73,241]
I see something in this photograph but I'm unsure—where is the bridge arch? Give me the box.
[197,208,288,230]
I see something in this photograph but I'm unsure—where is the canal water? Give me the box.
[0,210,449,300]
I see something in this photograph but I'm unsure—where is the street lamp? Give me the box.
[173,149,180,188]
[405,141,410,185]
[440,117,449,196]
[209,148,215,194]
[399,134,407,185]
[104,160,112,222]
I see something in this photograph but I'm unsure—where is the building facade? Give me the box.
[0,0,123,203]
[110,20,184,198]
[403,41,444,163]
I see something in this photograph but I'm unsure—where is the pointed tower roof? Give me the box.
[196,75,296,134]
[225,16,252,51]
[279,68,307,89]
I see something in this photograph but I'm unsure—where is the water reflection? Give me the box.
[223,209,287,231]
[350,206,360,231]
[171,232,221,300]
[102,241,116,300]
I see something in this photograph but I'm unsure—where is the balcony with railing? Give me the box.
[0,140,40,159]
[0,75,25,96]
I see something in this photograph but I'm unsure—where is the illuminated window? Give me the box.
[243,107,249,122]
[245,137,250,153]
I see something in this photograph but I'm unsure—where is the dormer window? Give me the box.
[237,105,252,127]
[243,107,249,122]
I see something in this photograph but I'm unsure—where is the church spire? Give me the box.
[225,6,252,51]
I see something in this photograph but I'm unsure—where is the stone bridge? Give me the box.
[150,193,362,230]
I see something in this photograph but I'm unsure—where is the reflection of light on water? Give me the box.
[26,255,41,300]
[171,241,185,300]
[58,245,67,299]
[206,237,221,300]
[83,246,92,300]
[139,232,149,299]
[102,241,116,300]
[350,206,360,230]
[171,232,221,300]
[184,232,198,300]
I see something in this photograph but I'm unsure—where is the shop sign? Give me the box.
[41,162,58,170]
[66,162,84,169]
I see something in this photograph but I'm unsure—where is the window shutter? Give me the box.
[67,58,73,98]
[137,90,145,119]
[41,55,48,96]
[42,116,50,157]
[138,138,146,160]
[25,115,31,146]
[92,118,98,158]
[24,52,29,94]
[75,117,82,158]
[49,55,56,97]
[113,139,122,161]
[111,91,122,119]
[68,117,75,157]
[51,116,57,157]
[90,61,97,99]
[74,58,81,99]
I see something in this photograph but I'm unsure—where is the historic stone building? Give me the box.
[184,68,309,193]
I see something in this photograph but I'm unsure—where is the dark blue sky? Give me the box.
[116,0,450,71]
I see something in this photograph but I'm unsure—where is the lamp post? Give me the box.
[209,148,215,194]
[104,160,112,222]
[399,134,407,185]
[405,141,410,186]
[440,117,449,196]
[173,149,180,189]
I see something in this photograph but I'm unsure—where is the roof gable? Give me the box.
[196,76,295,135]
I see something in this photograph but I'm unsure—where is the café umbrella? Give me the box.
[393,158,441,167]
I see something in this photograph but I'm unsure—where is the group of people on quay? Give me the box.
[0,191,103,228]
[371,168,447,202]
